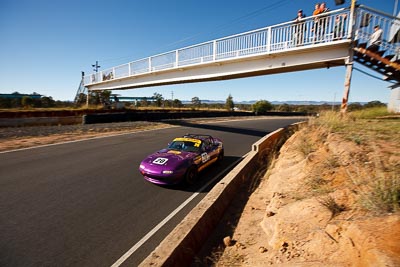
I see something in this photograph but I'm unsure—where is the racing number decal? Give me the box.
[201,152,210,163]
[153,157,168,165]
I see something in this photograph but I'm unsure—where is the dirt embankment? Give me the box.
[197,116,400,266]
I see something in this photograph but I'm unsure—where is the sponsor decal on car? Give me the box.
[167,150,181,154]
[172,137,201,147]
[201,152,210,163]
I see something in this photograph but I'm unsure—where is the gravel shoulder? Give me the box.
[0,121,173,152]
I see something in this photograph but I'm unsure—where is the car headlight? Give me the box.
[162,170,174,174]
[140,165,145,169]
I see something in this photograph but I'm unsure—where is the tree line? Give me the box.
[1,90,386,113]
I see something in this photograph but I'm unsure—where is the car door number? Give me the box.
[201,152,210,163]
[153,157,168,165]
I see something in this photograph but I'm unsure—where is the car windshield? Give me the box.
[168,140,201,153]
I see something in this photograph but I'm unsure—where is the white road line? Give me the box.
[110,158,244,267]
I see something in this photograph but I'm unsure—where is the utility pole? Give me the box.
[88,62,100,109]
[92,61,101,72]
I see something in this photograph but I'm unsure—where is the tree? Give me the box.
[364,100,386,108]
[140,97,149,107]
[0,98,12,108]
[225,94,234,111]
[21,96,34,108]
[89,91,101,105]
[277,103,292,112]
[252,100,273,114]
[191,96,201,108]
[75,93,87,106]
[40,96,55,108]
[153,92,163,107]
[173,99,183,108]
[348,102,363,111]
[100,90,112,105]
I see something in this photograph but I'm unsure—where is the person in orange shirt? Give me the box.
[313,3,321,16]
[312,3,321,42]
[319,2,329,13]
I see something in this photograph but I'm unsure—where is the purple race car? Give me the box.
[139,134,224,185]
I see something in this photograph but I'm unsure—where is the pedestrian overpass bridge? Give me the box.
[79,5,400,107]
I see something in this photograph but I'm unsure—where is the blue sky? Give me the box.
[0,0,396,103]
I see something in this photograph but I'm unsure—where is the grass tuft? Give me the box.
[360,175,400,214]
[318,195,346,217]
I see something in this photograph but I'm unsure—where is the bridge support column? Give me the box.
[341,62,353,113]
[341,0,357,114]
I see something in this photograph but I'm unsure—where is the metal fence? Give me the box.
[84,5,399,86]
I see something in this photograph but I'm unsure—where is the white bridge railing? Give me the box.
[83,5,400,87]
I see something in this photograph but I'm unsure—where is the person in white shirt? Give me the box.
[367,25,383,52]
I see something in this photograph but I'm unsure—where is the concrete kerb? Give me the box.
[139,121,306,267]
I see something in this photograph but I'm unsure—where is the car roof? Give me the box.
[182,134,213,141]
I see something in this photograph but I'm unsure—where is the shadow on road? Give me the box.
[154,156,243,193]
[164,120,270,138]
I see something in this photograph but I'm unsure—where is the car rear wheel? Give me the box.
[217,149,224,163]
[185,166,198,185]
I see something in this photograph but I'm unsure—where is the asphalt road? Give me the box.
[0,117,305,267]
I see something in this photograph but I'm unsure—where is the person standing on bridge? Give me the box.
[293,9,307,46]
[367,25,383,52]
[333,14,347,40]
[317,2,329,42]
[312,3,321,42]
[313,2,329,43]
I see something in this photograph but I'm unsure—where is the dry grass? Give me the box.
[318,195,346,217]
[359,174,400,214]
[302,109,400,215]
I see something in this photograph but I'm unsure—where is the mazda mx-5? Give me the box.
[139,134,224,185]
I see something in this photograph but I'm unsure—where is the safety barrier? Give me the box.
[139,121,305,267]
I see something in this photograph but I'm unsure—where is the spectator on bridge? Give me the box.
[319,2,329,14]
[333,14,347,40]
[313,3,321,17]
[293,9,306,46]
[312,2,330,43]
[312,3,321,42]
[367,25,383,52]
[317,2,330,42]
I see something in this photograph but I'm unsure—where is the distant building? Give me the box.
[0,92,42,99]
[388,85,400,113]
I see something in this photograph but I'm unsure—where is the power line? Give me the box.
[96,0,292,66]
[162,0,292,49]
